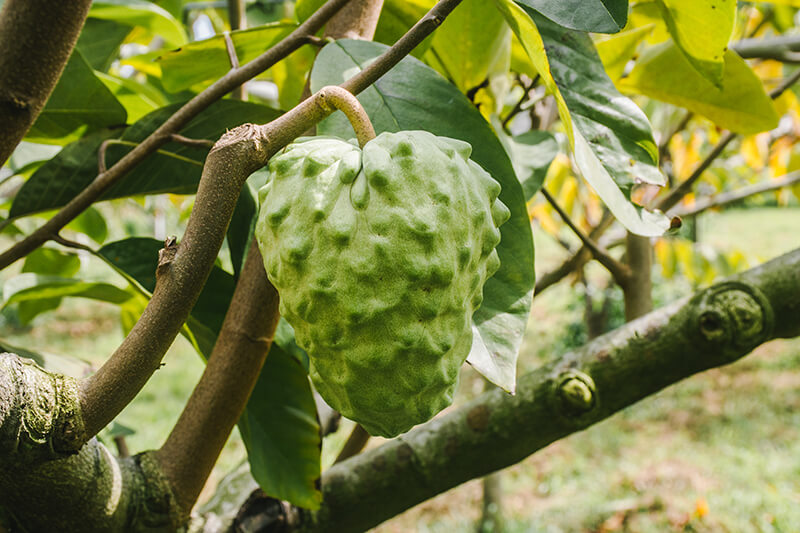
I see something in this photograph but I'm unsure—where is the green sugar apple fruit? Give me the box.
[255,130,510,437]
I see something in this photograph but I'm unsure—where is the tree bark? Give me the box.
[0,0,92,165]
[284,248,800,533]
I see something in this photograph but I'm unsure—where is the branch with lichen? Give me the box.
[232,247,800,532]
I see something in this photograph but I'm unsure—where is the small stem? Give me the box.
[334,424,371,464]
[168,134,215,149]
[541,188,631,284]
[317,86,376,147]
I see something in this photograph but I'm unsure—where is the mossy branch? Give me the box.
[236,248,800,532]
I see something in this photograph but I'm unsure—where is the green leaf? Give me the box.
[515,0,628,33]
[496,0,670,237]
[374,0,435,59]
[66,206,110,244]
[0,339,90,377]
[595,24,654,82]
[90,0,187,48]
[22,248,80,277]
[157,23,297,93]
[310,39,534,393]
[428,0,510,92]
[9,101,282,219]
[492,119,558,200]
[653,0,736,87]
[96,71,165,123]
[77,18,131,71]
[26,50,127,140]
[2,274,133,307]
[618,43,779,135]
[239,344,321,509]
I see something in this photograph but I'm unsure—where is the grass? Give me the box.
[2,207,800,529]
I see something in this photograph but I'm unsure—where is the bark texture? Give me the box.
[284,248,800,533]
[0,0,92,165]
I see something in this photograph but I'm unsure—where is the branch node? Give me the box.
[552,370,597,423]
[157,236,178,275]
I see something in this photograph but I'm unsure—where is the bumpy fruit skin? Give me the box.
[255,130,510,437]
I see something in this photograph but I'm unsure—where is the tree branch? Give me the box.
[671,171,800,218]
[79,0,466,452]
[288,248,800,532]
[534,212,615,295]
[334,425,371,464]
[0,0,354,271]
[0,0,93,165]
[157,241,280,515]
[324,0,385,41]
[732,34,800,62]
[540,188,631,285]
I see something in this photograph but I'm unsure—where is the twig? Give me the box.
[168,134,216,149]
[223,31,240,69]
[51,233,95,254]
[541,188,631,284]
[334,424,370,464]
[157,242,279,514]
[501,75,537,131]
[672,171,800,218]
[0,0,355,271]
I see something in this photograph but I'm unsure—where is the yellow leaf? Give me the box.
[741,134,768,171]
[694,496,709,518]
[654,238,677,278]
[595,25,654,81]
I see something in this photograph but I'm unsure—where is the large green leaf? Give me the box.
[618,42,779,135]
[653,0,736,87]
[96,71,166,123]
[428,0,510,92]
[495,0,670,237]
[515,0,628,33]
[492,120,558,201]
[595,24,654,82]
[77,18,132,71]
[238,344,321,510]
[98,237,321,508]
[2,274,133,308]
[311,39,534,393]
[9,101,282,219]
[15,248,82,324]
[157,23,297,93]
[374,0,435,58]
[90,0,187,47]
[26,50,127,140]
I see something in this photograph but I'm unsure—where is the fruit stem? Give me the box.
[316,85,376,147]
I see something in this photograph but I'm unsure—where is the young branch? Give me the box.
[157,242,280,515]
[0,0,93,165]
[732,34,800,62]
[672,171,800,218]
[657,68,800,213]
[540,188,631,285]
[0,0,354,271]
[286,248,800,532]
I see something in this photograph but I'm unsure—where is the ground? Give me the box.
[2,206,799,532]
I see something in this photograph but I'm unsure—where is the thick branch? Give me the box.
[0,353,182,531]
[0,0,92,165]
[290,248,800,532]
[157,242,280,515]
[324,0,384,40]
[0,0,353,271]
[672,171,800,218]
